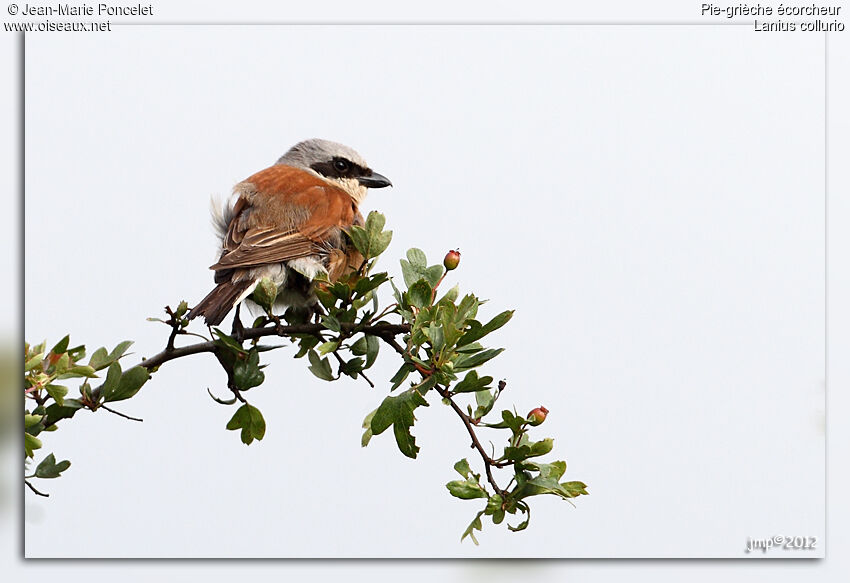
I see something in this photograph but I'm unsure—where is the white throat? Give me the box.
[309,171,368,206]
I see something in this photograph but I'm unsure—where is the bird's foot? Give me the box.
[231,305,245,341]
[310,303,326,324]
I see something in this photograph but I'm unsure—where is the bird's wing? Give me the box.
[210,165,357,271]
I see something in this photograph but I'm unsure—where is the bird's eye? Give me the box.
[333,159,350,173]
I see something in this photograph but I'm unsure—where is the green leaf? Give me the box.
[473,389,496,419]
[348,225,370,259]
[531,460,567,481]
[492,508,505,525]
[507,506,531,532]
[34,453,71,479]
[516,475,578,501]
[439,284,460,304]
[354,273,388,296]
[400,248,433,287]
[361,408,377,447]
[483,409,526,431]
[389,362,415,390]
[226,404,266,445]
[370,389,429,458]
[339,357,365,378]
[423,265,444,287]
[503,438,554,463]
[317,341,339,355]
[329,281,351,301]
[364,335,380,369]
[233,350,265,390]
[456,294,479,322]
[104,366,150,402]
[370,231,393,257]
[350,336,368,355]
[316,287,337,310]
[406,248,427,269]
[87,341,133,372]
[56,365,98,379]
[454,348,505,372]
[108,340,133,362]
[439,306,463,347]
[25,353,44,372]
[456,341,484,354]
[212,329,246,355]
[457,310,514,347]
[424,323,445,352]
[44,384,69,406]
[174,301,189,319]
[453,370,493,394]
[364,210,386,235]
[350,211,393,258]
[320,315,342,335]
[461,511,484,545]
[24,433,42,458]
[485,493,504,514]
[454,458,473,478]
[24,414,43,429]
[99,362,122,402]
[562,481,589,497]
[52,352,70,373]
[408,280,432,309]
[50,335,70,356]
[87,347,109,370]
[294,335,320,358]
[446,479,488,500]
[67,344,86,362]
[44,398,84,425]
[307,349,334,381]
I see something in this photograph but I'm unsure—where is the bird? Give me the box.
[188,139,392,326]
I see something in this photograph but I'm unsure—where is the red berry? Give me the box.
[443,249,461,271]
[528,406,549,426]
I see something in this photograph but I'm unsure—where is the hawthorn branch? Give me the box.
[140,322,410,370]
[140,304,505,500]
[435,384,508,498]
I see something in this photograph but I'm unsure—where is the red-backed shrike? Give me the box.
[189,139,392,325]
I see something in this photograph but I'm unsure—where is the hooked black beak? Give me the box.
[358,171,392,189]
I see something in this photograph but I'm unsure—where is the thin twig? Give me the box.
[330,350,375,388]
[100,405,143,422]
[369,303,399,324]
[25,480,49,497]
[358,370,375,388]
[435,384,507,497]
[376,333,406,357]
[164,306,180,351]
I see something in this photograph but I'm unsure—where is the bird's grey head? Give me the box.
[276,139,392,203]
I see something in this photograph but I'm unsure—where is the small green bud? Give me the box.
[252,278,278,311]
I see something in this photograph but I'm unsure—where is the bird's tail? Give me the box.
[188,280,254,326]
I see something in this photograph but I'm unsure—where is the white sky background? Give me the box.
[5,0,850,579]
